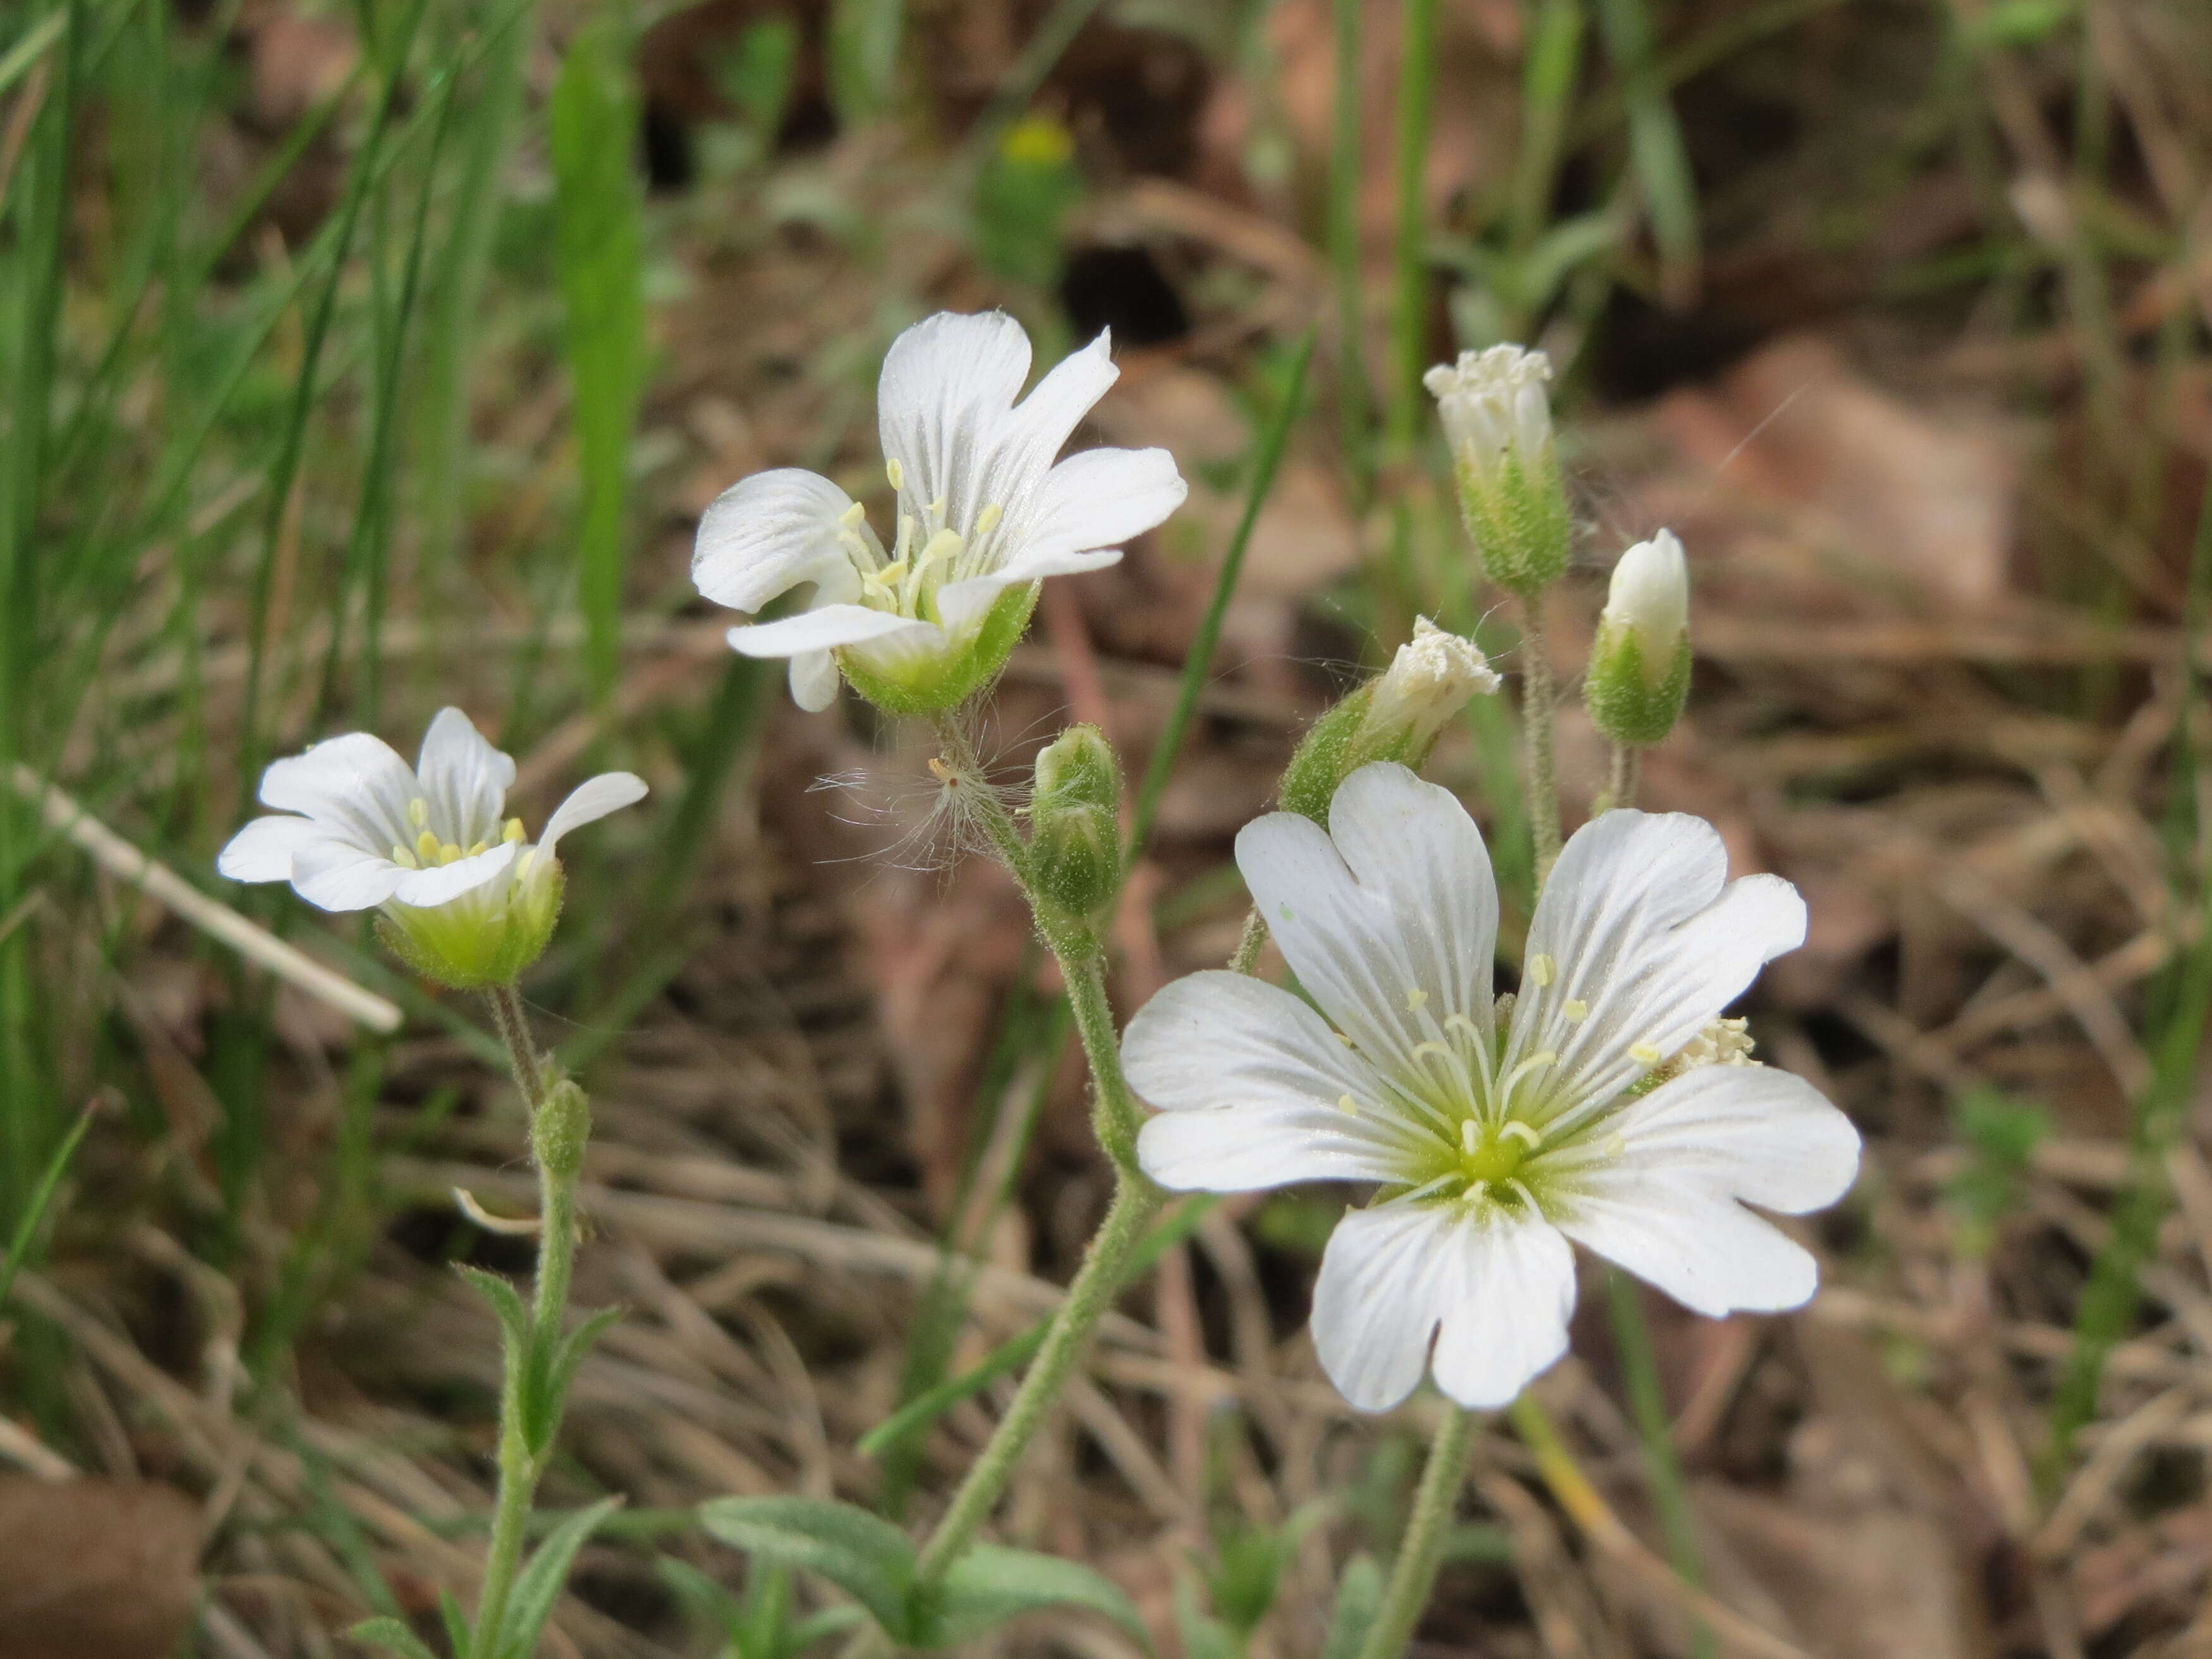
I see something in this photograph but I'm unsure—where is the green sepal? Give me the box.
[376,863,565,991]
[1451,446,1572,597]
[832,584,1039,715]
[1278,684,1452,823]
[1582,625,1691,748]
[347,1617,441,1659]
[1026,723,1125,925]
[494,1496,624,1659]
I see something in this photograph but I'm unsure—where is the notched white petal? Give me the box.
[727,605,943,659]
[539,772,649,858]
[288,842,411,913]
[217,815,325,882]
[389,841,517,908]
[693,468,865,615]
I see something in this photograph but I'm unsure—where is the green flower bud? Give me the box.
[532,1073,592,1181]
[1027,724,1124,925]
[376,851,566,991]
[1583,530,1692,748]
[1280,619,1499,821]
[1425,345,1572,597]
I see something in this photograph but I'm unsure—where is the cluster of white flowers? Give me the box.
[1124,763,1859,1411]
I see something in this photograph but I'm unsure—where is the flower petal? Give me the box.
[217,815,325,882]
[538,771,648,858]
[932,547,1119,636]
[1236,763,1500,1083]
[258,732,420,856]
[1020,445,1187,565]
[1311,1199,1576,1413]
[693,468,866,616]
[390,841,516,908]
[1127,970,1418,1191]
[288,841,410,911]
[1555,1183,1820,1319]
[1591,1063,1861,1214]
[1511,811,1806,1126]
[789,650,841,712]
[878,312,1032,526]
[727,605,943,659]
[416,707,514,848]
[982,329,1121,506]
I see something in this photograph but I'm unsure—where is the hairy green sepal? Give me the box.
[1450,446,1571,597]
[376,862,565,990]
[1583,624,1691,748]
[833,584,1038,715]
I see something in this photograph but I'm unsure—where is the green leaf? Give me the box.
[521,1306,622,1459]
[456,1264,532,1351]
[438,1589,471,1656]
[788,1606,868,1650]
[495,1496,624,1659]
[928,1543,1150,1648]
[699,1497,919,1641]
[1322,1554,1382,1659]
[348,1617,441,1659]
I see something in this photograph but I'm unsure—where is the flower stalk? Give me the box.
[1519,595,1563,882]
[1356,1404,1475,1659]
[470,982,588,1657]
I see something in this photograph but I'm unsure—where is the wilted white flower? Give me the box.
[1586,529,1692,748]
[1423,345,1570,595]
[219,708,646,987]
[1124,763,1858,1412]
[693,311,1186,715]
[1279,617,1497,822]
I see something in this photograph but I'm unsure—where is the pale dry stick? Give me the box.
[8,766,402,1033]
[2035,1387,2194,1558]
[0,1412,78,1481]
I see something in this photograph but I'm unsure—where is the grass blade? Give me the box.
[0,1099,95,1313]
[550,13,648,708]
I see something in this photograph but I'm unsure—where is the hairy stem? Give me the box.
[1229,906,1268,976]
[1356,1405,1474,1659]
[1607,742,1640,814]
[1519,594,1562,881]
[912,1169,1163,1584]
[471,983,583,1657]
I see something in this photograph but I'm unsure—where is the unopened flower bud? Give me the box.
[1280,619,1499,822]
[1027,724,1123,926]
[1425,346,1571,596]
[532,1073,592,1181]
[1583,530,1692,748]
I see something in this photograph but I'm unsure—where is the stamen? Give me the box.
[503,818,525,843]
[439,842,462,865]
[1405,987,1428,1013]
[408,798,430,829]
[1460,1119,1480,1155]
[1502,1051,1558,1095]
[1500,1120,1543,1149]
[839,499,868,529]
[466,840,489,856]
[415,828,441,863]
[1527,953,1555,988]
[391,844,418,869]
[516,849,536,876]
[1602,1133,1627,1157]
[925,494,947,526]
[1505,1177,1541,1213]
[1629,1042,1663,1067]
[1563,999,1589,1023]
[1444,1012,1484,1041]
[885,458,904,492]
[1411,1040,1452,1064]
[974,502,1002,537]
[1337,1093,1360,1116]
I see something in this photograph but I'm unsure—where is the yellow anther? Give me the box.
[415,828,441,863]
[516,849,537,877]
[466,840,489,857]
[1629,1042,1663,1067]
[1528,953,1554,988]
[926,494,946,522]
[1335,1031,1355,1047]
[885,458,904,492]
[1602,1134,1627,1157]
[1564,999,1589,1023]
[975,502,1003,536]
[391,844,418,870]
[503,818,525,843]
[408,798,430,829]
[439,842,463,865]
[1406,987,1429,1012]
[1337,1093,1360,1116]
[839,499,868,528]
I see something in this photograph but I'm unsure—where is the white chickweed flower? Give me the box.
[1124,763,1859,1413]
[1423,344,1571,595]
[219,708,647,988]
[1585,529,1692,748]
[693,311,1187,715]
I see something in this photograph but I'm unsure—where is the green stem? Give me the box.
[1605,742,1639,815]
[911,1169,1163,1584]
[471,982,583,1658]
[1519,595,1562,881]
[1356,1405,1474,1659]
[1064,949,1141,1169]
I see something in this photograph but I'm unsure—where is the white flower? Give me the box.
[1602,530,1689,676]
[219,708,646,986]
[1124,763,1859,1413]
[1423,344,1553,475]
[692,311,1186,715]
[1366,617,1501,753]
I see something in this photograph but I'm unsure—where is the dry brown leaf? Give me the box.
[0,1478,200,1659]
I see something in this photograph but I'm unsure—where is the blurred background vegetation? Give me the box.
[1,0,2209,1653]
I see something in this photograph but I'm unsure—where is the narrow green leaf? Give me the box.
[348,1617,441,1659]
[1321,1554,1382,1659]
[0,1098,94,1311]
[928,1543,1150,1648]
[826,0,902,125]
[699,1497,919,1640]
[550,14,647,704]
[456,1264,532,1351]
[495,1496,624,1659]
[439,1589,471,1656]
[524,1306,623,1457]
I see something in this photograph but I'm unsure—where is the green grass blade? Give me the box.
[1130,330,1316,857]
[1595,0,1701,307]
[0,1100,95,1313]
[1605,1268,1714,1659]
[1327,0,1371,506]
[550,13,648,708]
